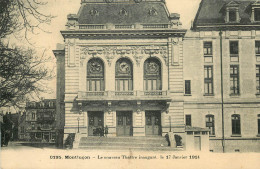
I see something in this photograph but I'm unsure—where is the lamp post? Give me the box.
[169,116,172,132]
[77,117,80,133]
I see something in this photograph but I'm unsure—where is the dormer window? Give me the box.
[255,8,260,21]
[119,8,128,16]
[90,9,99,16]
[229,10,237,22]
[225,1,240,23]
[149,8,158,16]
[251,2,260,22]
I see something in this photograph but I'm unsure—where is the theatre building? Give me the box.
[54,0,194,149]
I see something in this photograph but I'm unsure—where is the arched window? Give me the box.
[87,58,104,91]
[206,115,215,135]
[115,58,133,91]
[144,58,162,91]
[231,114,241,135]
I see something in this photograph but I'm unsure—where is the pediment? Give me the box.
[226,1,239,7]
[252,1,260,7]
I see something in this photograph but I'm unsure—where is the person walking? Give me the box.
[104,126,108,137]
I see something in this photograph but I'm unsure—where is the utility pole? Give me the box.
[219,30,225,153]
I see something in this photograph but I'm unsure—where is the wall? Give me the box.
[183,30,260,152]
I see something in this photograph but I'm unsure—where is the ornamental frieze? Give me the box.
[80,45,168,66]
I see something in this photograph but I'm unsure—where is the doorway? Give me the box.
[116,111,133,136]
[145,111,161,136]
[88,112,104,136]
[194,136,201,151]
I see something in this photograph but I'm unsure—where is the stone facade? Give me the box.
[183,0,260,152]
[54,0,196,150]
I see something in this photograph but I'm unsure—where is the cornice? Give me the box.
[60,29,187,39]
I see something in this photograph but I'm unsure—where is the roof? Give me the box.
[77,0,171,24]
[193,0,260,30]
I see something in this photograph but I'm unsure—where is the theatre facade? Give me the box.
[54,0,188,140]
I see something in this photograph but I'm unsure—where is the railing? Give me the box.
[115,25,134,29]
[144,91,166,96]
[79,25,105,29]
[115,91,134,96]
[78,24,171,30]
[78,90,169,99]
[142,24,169,29]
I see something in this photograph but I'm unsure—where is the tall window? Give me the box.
[254,8,260,21]
[87,58,105,91]
[144,58,161,91]
[185,80,191,95]
[185,115,192,127]
[32,112,36,120]
[229,10,237,22]
[256,41,260,62]
[230,41,239,62]
[257,65,260,94]
[206,115,215,135]
[204,42,213,63]
[115,58,133,91]
[258,114,260,135]
[230,65,240,95]
[204,66,214,95]
[232,114,241,135]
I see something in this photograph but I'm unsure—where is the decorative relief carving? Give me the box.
[80,45,168,66]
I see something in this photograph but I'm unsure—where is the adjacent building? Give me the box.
[23,99,56,143]
[54,0,260,152]
[184,0,260,152]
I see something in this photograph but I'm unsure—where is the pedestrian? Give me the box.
[104,126,108,137]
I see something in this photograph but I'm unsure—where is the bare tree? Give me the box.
[0,0,53,40]
[0,44,53,108]
[0,0,54,108]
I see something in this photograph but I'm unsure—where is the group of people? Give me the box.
[94,126,108,137]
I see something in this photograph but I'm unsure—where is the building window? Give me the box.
[185,80,191,95]
[231,114,241,135]
[144,58,162,91]
[257,114,260,135]
[230,65,240,95]
[257,65,260,94]
[185,115,192,127]
[256,41,260,62]
[206,115,215,135]
[255,8,260,21]
[229,10,237,22]
[115,58,133,91]
[31,122,35,130]
[87,58,105,91]
[230,41,239,62]
[32,113,36,120]
[204,66,214,95]
[204,42,213,63]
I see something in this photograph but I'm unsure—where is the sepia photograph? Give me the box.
[0,0,259,169]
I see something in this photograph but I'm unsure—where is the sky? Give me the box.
[2,0,202,112]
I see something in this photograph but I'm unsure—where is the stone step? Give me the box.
[78,136,170,150]
[80,136,167,143]
[78,145,181,151]
[79,142,168,148]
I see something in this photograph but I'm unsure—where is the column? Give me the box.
[133,111,145,137]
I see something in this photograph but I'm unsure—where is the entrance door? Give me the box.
[88,112,104,136]
[194,136,201,151]
[145,111,161,136]
[116,111,132,136]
